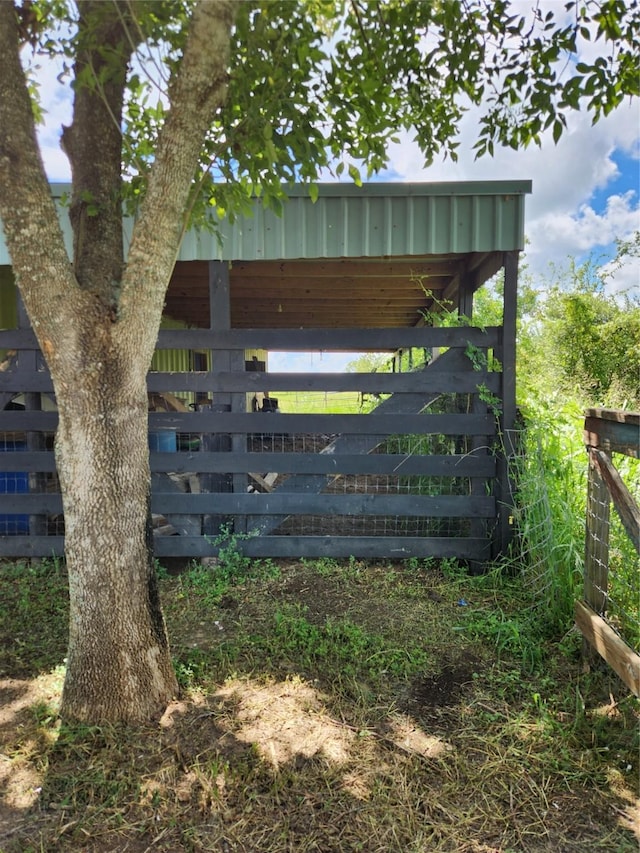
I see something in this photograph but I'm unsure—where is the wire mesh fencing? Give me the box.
[506,413,639,663]
[502,424,587,630]
[585,448,640,654]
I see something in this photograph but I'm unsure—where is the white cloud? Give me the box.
[527,192,639,256]
[380,102,639,278]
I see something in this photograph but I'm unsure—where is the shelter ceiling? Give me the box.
[166,252,502,329]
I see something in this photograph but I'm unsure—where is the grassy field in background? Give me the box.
[266,390,365,414]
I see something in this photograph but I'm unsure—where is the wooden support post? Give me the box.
[459,274,489,571]
[457,278,474,321]
[207,261,247,536]
[493,251,518,558]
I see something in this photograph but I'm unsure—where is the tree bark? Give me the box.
[56,346,177,720]
[0,0,236,722]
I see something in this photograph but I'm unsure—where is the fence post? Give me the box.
[583,444,611,665]
[584,446,611,616]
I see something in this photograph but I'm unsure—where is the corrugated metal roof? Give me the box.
[0,181,531,266]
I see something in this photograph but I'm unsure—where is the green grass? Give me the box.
[1,556,638,853]
[269,389,363,414]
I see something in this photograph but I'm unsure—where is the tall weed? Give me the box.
[506,397,587,636]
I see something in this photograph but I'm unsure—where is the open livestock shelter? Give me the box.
[0,181,531,563]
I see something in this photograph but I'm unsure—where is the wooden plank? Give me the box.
[584,415,640,458]
[24,390,48,537]
[0,449,496,478]
[575,600,640,696]
[0,533,490,562]
[591,448,640,553]
[143,492,495,517]
[0,409,495,435]
[0,324,498,352]
[0,494,63,512]
[585,408,640,426]
[0,329,39,349]
[0,535,65,557]
[153,326,501,351]
[495,250,518,557]
[0,532,491,562]
[0,411,58,430]
[0,371,54,392]
[0,450,57,472]
[147,451,496,477]
[231,281,445,296]
[153,535,491,561]
[146,411,496,436]
[229,259,462,279]
[248,472,275,493]
[146,370,501,395]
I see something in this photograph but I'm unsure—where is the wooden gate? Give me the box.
[0,323,510,562]
[576,408,640,695]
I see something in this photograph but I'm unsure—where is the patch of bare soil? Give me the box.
[406,663,478,710]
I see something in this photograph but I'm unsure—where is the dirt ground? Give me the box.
[0,558,638,852]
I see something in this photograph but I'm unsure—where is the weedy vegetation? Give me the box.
[0,548,638,852]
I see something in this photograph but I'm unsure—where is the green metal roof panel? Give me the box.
[0,181,531,266]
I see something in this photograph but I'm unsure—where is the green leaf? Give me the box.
[348,163,362,186]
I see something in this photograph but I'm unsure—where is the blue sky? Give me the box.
[30,9,639,374]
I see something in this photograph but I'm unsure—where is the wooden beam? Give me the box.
[231,292,434,304]
[154,325,502,351]
[575,600,640,696]
[227,258,462,278]
[584,410,640,458]
[231,282,447,297]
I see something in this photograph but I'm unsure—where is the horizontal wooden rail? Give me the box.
[0,411,496,436]
[0,325,502,352]
[0,492,496,517]
[149,370,501,394]
[0,368,502,396]
[0,534,492,561]
[0,450,497,477]
[584,408,640,458]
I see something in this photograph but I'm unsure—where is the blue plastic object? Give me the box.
[0,439,29,534]
[148,431,177,452]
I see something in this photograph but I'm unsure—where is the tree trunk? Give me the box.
[0,0,235,723]
[55,330,178,722]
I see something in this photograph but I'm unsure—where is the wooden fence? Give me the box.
[0,325,511,561]
[576,408,640,695]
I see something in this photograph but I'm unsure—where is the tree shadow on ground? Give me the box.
[1,667,638,853]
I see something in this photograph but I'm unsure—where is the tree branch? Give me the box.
[0,1,81,366]
[118,0,236,367]
[62,0,139,305]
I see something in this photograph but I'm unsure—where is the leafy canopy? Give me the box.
[20,0,640,224]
